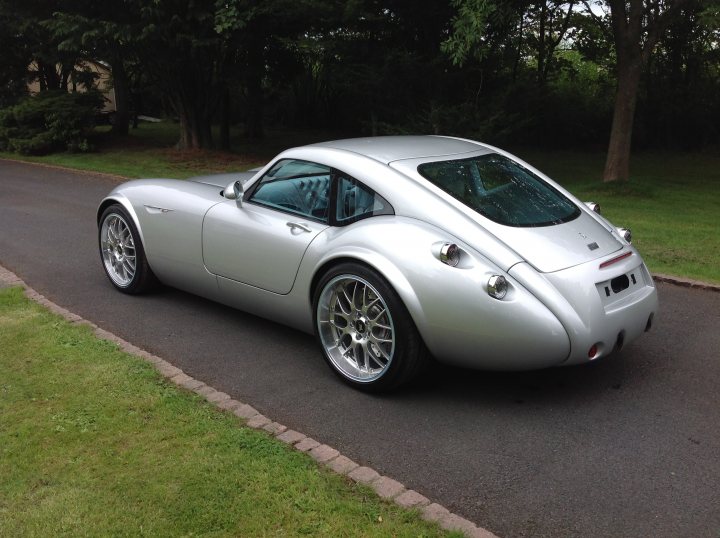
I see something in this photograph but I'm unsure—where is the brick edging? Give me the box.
[652,273,720,293]
[0,264,497,538]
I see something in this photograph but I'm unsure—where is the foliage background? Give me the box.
[0,0,717,155]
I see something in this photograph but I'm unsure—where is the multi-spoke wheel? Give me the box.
[314,262,429,391]
[98,204,157,294]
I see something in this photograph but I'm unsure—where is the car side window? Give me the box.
[335,174,393,225]
[249,159,331,222]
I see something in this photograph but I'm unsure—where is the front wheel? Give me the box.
[99,204,158,294]
[313,262,429,392]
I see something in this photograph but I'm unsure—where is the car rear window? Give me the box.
[417,153,580,227]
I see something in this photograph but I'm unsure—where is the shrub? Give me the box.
[0,90,103,155]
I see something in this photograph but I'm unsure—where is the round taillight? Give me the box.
[617,227,632,244]
[439,243,460,267]
[588,344,598,358]
[487,275,508,300]
[585,201,601,214]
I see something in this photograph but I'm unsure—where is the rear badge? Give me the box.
[587,242,599,251]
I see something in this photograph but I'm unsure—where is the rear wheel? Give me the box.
[313,262,429,392]
[99,204,157,294]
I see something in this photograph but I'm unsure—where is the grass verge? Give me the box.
[516,149,720,284]
[0,286,452,537]
[0,123,341,178]
[0,124,264,178]
[1,122,717,283]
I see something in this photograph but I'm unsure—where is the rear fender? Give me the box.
[298,217,570,368]
[309,245,425,327]
[299,217,464,332]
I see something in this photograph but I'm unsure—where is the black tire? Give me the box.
[312,262,430,392]
[98,204,158,294]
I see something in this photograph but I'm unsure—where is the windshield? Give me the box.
[417,153,580,227]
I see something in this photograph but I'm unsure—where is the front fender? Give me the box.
[97,192,147,247]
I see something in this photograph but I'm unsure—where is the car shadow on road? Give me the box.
[110,284,651,415]
[396,350,642,410]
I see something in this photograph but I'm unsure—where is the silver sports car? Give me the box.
[98,136,658,391]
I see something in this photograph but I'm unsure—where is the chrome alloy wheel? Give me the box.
[100,213,137,287]
[317,275,396,383]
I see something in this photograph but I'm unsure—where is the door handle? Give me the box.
[286,221,312,233]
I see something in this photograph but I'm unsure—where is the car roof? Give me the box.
[306,136,485,164]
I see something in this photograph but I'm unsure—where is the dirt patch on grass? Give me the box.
[159,148,264,172]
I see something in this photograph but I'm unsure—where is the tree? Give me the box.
[126,0,239,149]
[442,0,577,84]
[47,0,246,147]
[598,0,691,182]
[527,1,577,84]
[47,3,136,136]
[215,0,350,140]
[642,0,720,147]
[0,0,82,96]
[0,5,30,107]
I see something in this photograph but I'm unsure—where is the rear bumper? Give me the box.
[509,249,658,365]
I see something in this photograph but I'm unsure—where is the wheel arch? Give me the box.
[97,195,147,247]
[308,250,428,335]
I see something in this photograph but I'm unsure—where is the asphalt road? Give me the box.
[1,159,718,538]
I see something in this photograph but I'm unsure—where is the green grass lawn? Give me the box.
[0,286,453,537]
[0,124,264,178]
[1,122,717,283]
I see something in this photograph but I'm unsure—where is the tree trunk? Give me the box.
[174,96,214,150]
[60,68,71,91]
[244,40,264,140]
[110,58,130,136]
[198,106,213,148]
[131,92,140,129]
[37,61,60,91]
[512,14,524,83]
[603,57,642,182]
[219,88,230,151]
[602,0,689,182]
[177,112,192,150]
[537,2,547,84]
[177,99,199,150]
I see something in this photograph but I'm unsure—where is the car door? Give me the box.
[202,159,331,294]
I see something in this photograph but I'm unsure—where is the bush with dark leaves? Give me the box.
[0,90,103,155]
